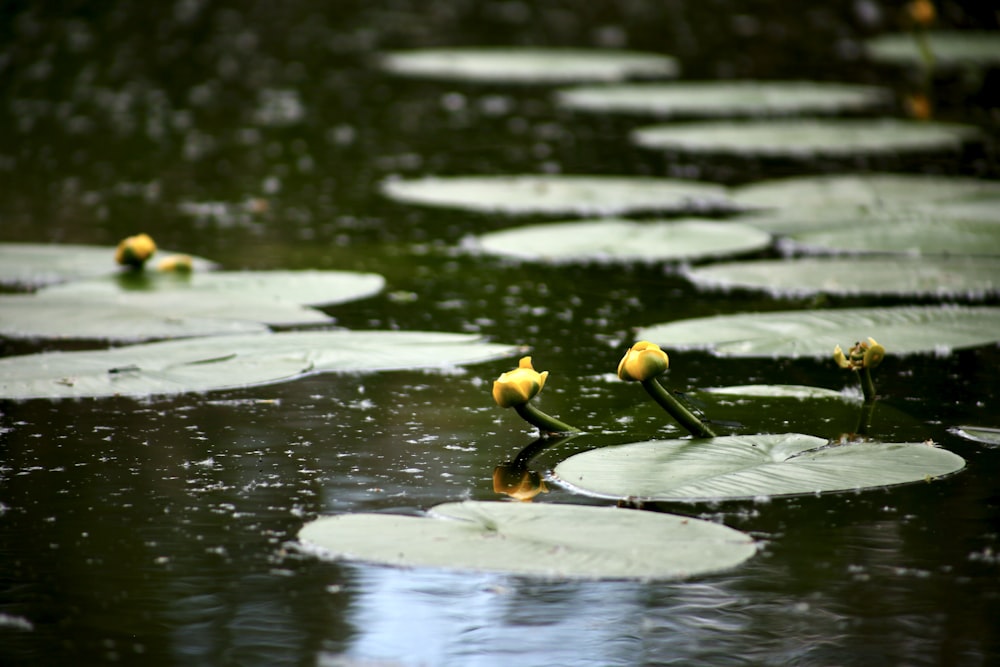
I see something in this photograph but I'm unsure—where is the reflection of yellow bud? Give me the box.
[115,233,157,269]
[492,357,548,408]
[863,338,885,369]
[157,254,193,273]
[492,465,549,502]
[833,345,851,369]
[907,0,935,27]
[617,341,669,382]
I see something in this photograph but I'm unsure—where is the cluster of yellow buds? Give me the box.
[833,338,886,371]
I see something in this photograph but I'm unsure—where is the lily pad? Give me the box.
[731,174,1000,211]
[685,257,1000,297]
[553,433,965,502]
[469,218,771,263]
[0,242,216,288]
[866,31,1000,67]
[636,305,1000,358]
[632,119,980,157]
[298,500,756,580]
[0,330,519,400]
[379,48,679,83]
[557,81,891,117]
[702,384,857,400]
[0,270,386,341]
[952,426,1000,447]
[789,220,1000,257]
[381,175,732,216]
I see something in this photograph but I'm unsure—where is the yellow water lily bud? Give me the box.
[863,338,885,369]
[115,233,157,269]
[157,254,193,273]
[617,341,669,382]
[492,465,549,502]
[833,345,851,369]
[492,356,548,408]
[907,0,935,27]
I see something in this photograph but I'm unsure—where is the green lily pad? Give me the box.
[702,384,857,400]
[866,31,1000,67]
[379,48,679,83]
[557,81,891,117]
[298,500,756,580]
[953,426,1000,447]
[0,242,217,288]
[636,305,1000,358]
[553,433,965,502]
[685,257,1000,297]
[0,270,386,341]
[469,218,771,263]
[790,220,1000,257]
[632,119,980,157]
[731,174,1000,211]
[0,330,519,400]
[381,175,732,215]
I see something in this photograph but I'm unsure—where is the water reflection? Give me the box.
[491,436,577,502]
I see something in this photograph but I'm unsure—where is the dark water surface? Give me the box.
[2,2,999,665]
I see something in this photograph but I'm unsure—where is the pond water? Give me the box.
[2,1,999,665]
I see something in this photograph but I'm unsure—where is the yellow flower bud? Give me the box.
[863,338,885,369]
[617,341,669,382]
[157,254,193,273]
[907,0,935,27]
[115,233,157,269]
[492,356,548,408]
[833,345,851,369]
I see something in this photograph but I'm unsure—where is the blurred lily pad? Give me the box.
[0,330,519,400]
[701,384,857,400]
[0,242,216,288]
[685,257,1000,297]
[952,426,1000,447]
[636,305,1000,357]
[469,218,771,263]
[790,220,1000,257]
[731,173,1000,211]
[381,175,732,215]
[379,48,679,83]
[553,433,965,502]
[298,500,756,580]
[0,270,386,341]
[632,119,980,157]
[557,81,891,117]
[866,31,1000,67]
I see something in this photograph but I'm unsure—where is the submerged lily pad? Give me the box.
[379,48,679,83]
[557,81,891,117]
[0,242,216,288]
[0,330,519,400]
[866,31,1000,67]
[553,433,965,502]
[0,270,386,341]
[686,257,1000,297]
[732,173,1000,211]
[469,218,771,263]
[381,175,732,215]
[632,119,980,157]
[298,500,756,580]
[636,305,1000,358]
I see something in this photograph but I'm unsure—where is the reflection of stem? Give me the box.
[511,433,579,468]
[860,368,877,405]
[513,402,580,435]
[640,378,716,438]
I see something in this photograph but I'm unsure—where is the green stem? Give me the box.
[854,399,876,436]
[513,402,580,435]
[860,368,877,405]
[640,378,716,438]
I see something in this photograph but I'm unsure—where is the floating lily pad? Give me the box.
[0,270,386,341]
[791,220,1000,257]
[702,384,857,400]
[557,81,891,117]
[952,426,1000,447]
[298,500,756,580]
[0,330,519,400]
[636,305,1000,358]
[381,175,732,215]
[0,242,216,288]
[469,218,771,263]
[379,48,679,83]
[685,257,1000,297]
[731,174,1000,211]
[553,433,965,502]
[632,119,980,157]
[866,31,1000,67]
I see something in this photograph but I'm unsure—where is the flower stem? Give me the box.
[860,368,877,405]
[513,402,580,435]
[640,378,716,438]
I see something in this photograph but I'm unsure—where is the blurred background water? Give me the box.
[1,1,999,665]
